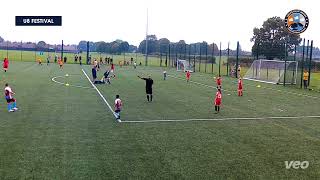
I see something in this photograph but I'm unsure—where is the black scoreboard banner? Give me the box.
[15,16,62,26]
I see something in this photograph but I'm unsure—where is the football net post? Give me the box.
[244,59,298,85]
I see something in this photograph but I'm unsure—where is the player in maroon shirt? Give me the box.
[3,57,9,72]
[214,88,222,113]
[238,77,243,96]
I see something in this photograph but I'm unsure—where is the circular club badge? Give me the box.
[285,9,309,34]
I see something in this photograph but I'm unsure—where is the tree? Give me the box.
[37,41,47,49]
[0,36,4,43]
[176,40,186,55]
[138,35,159,54]
[119,41,129,53]
[78,41,87,51]
[110,41,120,54]
[96,41,108,53]
[251,16,301,59]
[129,45,138,52]
[159,38,170,53]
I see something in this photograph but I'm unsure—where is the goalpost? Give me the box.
[177,59,194,72]
[244,59,298,85]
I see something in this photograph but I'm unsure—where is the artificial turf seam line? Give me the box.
[81,68,120,122]
[121,115,320,123]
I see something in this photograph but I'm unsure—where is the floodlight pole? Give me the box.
[145,8,148,66]
[6,41,8,59]
[61,40,64,61]
[300,39,305,88]
[193,46,196,72]
[199,43,201,72]
[86,41,90,64]
[20,41,23,61]
[227,42,230,76]
[34,41,37,61]
[188,44,191,67]
[293,44,296,82]
[184,44,187,59]
[308,40,313,86]
[166,46,168,67]
[306,40,309,64]
[205,43,208,73]
[235,41,239,78]
[212,43,214,74]
[219,42,222,77]
[175,44,177,67]
[168,44,171,67]
[283,43,287,86]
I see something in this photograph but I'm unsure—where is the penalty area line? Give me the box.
[81,69,120,122]
[121,115,320,123]
[167,74,233,92]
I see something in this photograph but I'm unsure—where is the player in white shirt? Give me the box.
[114,95,122,121]
[133,61,137,69]
[4,83,18,112]
[163,70,167,80]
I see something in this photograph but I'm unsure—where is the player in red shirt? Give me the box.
[214,88,222,113]
[216,76,222,89]
[3,57,9,72]
[111,63,115,77]
[186,71,191,82]
[238,77,243,96]
[114,94,122,121]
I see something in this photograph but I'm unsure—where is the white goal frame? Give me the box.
[176,59,194,72]
[243,59,298,85]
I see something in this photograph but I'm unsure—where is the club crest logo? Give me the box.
[285,9,309,34]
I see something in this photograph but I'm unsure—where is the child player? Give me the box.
[103,69,111,84]
[216,76,222,89]
[37,57,42,65]
[186,70,191,82]
[58,57,64,69]
[4,83,18,112]
[163,70,167,80]
[238,77,243,96]
[114,95,122,121]
[111,63,115,78]
[214,88,222,113]
[3,57,9,72]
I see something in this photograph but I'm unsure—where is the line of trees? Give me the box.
[138,35,220,55]
[77,40,132,54]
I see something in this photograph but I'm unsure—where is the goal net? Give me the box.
[177,59,194,72]
[244,59,298,85]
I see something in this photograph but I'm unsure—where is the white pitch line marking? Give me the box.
[121,115,320,123]
[169,74,319,99]
[81,69,120,122]
[167,74,233,92]
[51,75,94,89]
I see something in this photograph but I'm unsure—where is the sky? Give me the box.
[0,0,318,51]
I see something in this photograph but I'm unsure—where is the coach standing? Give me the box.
[138,75,154,102]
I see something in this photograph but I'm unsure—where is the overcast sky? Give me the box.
[0,0,318,51]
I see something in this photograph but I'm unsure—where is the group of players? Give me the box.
[110,62,243,120]
[213,75,243,113]
[2,58,18,112]
[2,55,243,117]
[181,70,243,114]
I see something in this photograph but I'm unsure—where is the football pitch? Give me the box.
[1,61,320,179]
